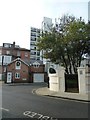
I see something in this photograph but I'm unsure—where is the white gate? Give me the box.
[7,72,12,83]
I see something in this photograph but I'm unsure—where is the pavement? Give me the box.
[35,87,90,102]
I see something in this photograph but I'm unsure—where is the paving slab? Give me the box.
[36,87,90,102]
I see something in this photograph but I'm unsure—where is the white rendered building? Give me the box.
[30,27,42,61]
[42,17,52,32]
[88,1,90,22]
[41,17,52,66]
[30,17,52,67]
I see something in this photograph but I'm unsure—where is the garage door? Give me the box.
[34,74,44,82]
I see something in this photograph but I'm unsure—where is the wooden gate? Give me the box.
[65,74,79,93]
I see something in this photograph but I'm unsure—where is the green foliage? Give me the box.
[36,14,90,74]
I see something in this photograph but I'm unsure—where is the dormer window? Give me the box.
[33,64,39,68]
[16,61,21,69]
[33,61,40,68]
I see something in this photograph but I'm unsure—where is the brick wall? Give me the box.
[30,65,45,73]
[1,47,30,61]
[7,60,31,83]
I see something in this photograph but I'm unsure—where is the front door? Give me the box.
[7,72,12,83]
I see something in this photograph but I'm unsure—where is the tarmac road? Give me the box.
[1,83,89,119]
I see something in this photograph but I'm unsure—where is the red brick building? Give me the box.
[0,42,30,81]
[6,59,46,83]
[0,42,47,83]
[7,58,30,83]
[30,61,47,83]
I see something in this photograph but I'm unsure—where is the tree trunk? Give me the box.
[71,56,77,74]
[62,55,69,74]
[67,54,72,74]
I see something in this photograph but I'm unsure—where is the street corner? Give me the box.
[35,87,52,96]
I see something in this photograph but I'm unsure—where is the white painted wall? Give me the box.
[88,1,90,21]
[49,66,65,92]
[78,66,90,94]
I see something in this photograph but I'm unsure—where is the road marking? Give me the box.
[0,108,9,112]
[32,89,36,94]
[23,111,58,120]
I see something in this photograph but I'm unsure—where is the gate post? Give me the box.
[77,67,86,94]
[59,67,65,92]
[48,66,65,92]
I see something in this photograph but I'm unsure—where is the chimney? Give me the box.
[13,41,15,47]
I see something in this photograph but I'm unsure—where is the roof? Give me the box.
[17,48,30,51]
[7,58,29,66]
[0,44,30,52]
[30,60,43,65]
[1,47,30,51]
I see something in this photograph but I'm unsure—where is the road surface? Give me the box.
[1,83,89,119]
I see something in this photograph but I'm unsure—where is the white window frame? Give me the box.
[15,61,21,69]
[33,62,40,68]
[3,55,12,65]
[25,52,28,57]
[0,74,2,80]
[0,56,2,65]
[34,64,39,68]
[15,73,20,79]
[4,67,6,72]
[6,51,10,55]
[0,50,2,55]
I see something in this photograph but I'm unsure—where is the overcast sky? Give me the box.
[0,0,89,49]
